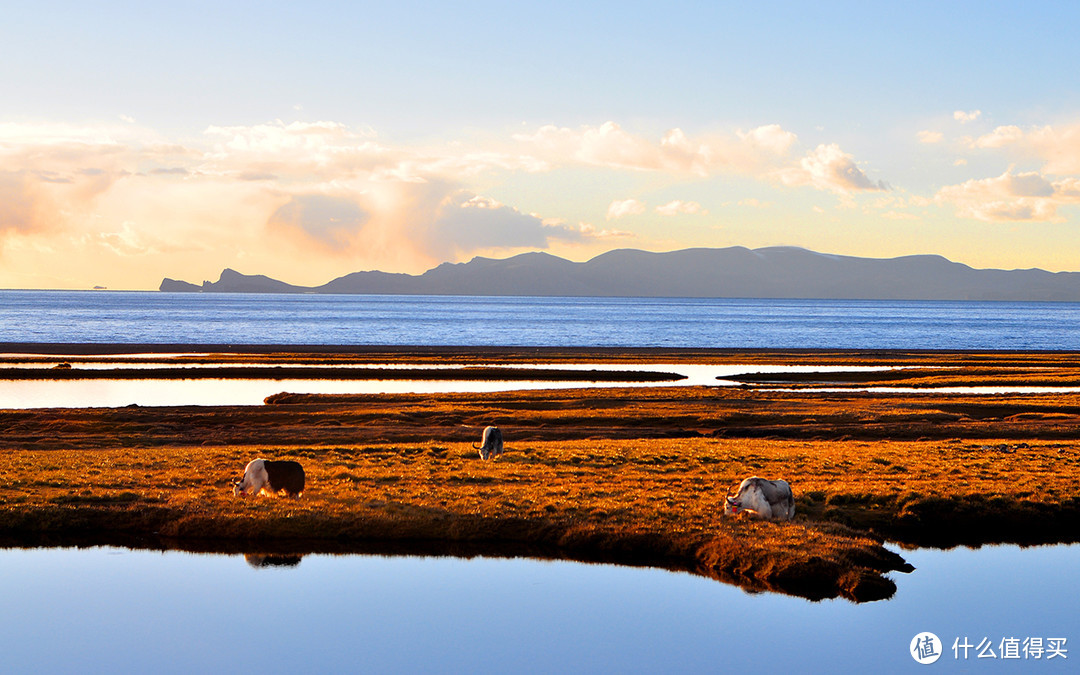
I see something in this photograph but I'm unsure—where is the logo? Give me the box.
[911,632,943,664]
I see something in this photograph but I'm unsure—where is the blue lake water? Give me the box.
[0,545,1076,674]
[2,291,1079,349]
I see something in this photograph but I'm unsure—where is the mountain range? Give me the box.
[159,246,1080,301]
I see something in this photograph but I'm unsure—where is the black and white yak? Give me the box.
[233,459,305,498]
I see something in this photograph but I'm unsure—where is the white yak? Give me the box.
[724,476,795,520]
[473,426,504,460]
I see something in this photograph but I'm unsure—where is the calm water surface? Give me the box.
[3,291,1079,349]
[0,545,1075,674]
[0,364,892,408]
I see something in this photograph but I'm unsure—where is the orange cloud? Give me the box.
[935,169,1080,222]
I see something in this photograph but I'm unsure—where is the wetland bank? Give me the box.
[2,346,1080,603]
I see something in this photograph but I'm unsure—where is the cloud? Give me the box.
[655,200,706,216]
[418,190,602,258]
[202,120,390,180]
[968,123,1080,175]
[0,118,622,276]
[954,110,982,124]
[606,198,646,220]
[736,124,798,155]
[881,210,920,221]
[955,122,1080,176]
[513,121,889,198]
[203,119,541,183]
[0,115,904,287]
[514,121,798,177]
[574,222,633,239]
[974,125,1024,148]
[935,169,1080,222]
[267,194,371,250]
[1022,124,1080,174]
[284,182,615,265]
[775,144,888,194]
[917,130,944,144]
[91,222,182,257]
[0,172,43,233]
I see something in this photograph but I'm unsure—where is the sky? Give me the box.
[3,0,1080,289]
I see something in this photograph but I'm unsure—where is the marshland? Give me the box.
[3,346,1079,606]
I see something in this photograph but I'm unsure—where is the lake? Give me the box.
[2,291,1079,349]
[0,544,1075,673]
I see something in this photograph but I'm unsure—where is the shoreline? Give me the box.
[4,342,1080,363]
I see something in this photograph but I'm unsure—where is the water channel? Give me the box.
[0,544,1075,673]
[4,361,1075,409]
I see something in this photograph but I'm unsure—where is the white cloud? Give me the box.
[917,130,944,144]
[655,200,706,216]
[775,144,888,194]
[954,110,982,124]
[574,222,633,239]
[514,121,799,177]
[736,124,797,155]
[606,198,647,220]
[935,169,1080,222]
[513,120,891,198]
[974,125,1024,148]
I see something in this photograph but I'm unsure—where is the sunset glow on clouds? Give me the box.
[2,1,1080,288]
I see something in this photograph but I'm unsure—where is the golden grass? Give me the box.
[0,437,916,601]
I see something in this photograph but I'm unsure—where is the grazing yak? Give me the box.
[233,459,305,498]
[474,425,504,460]
[724,476,795,520]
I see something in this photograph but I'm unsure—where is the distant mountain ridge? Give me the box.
[158,246,1080,302]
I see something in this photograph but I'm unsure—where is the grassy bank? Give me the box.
[0,439,915,602]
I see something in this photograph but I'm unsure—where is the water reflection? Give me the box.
[0,363,888,408]
[244,553,304,569]
[0,544,1075,673]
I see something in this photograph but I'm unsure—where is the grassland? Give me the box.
[2,346,1079,603]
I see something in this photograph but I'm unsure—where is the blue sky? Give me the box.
[2,1,1079,288]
